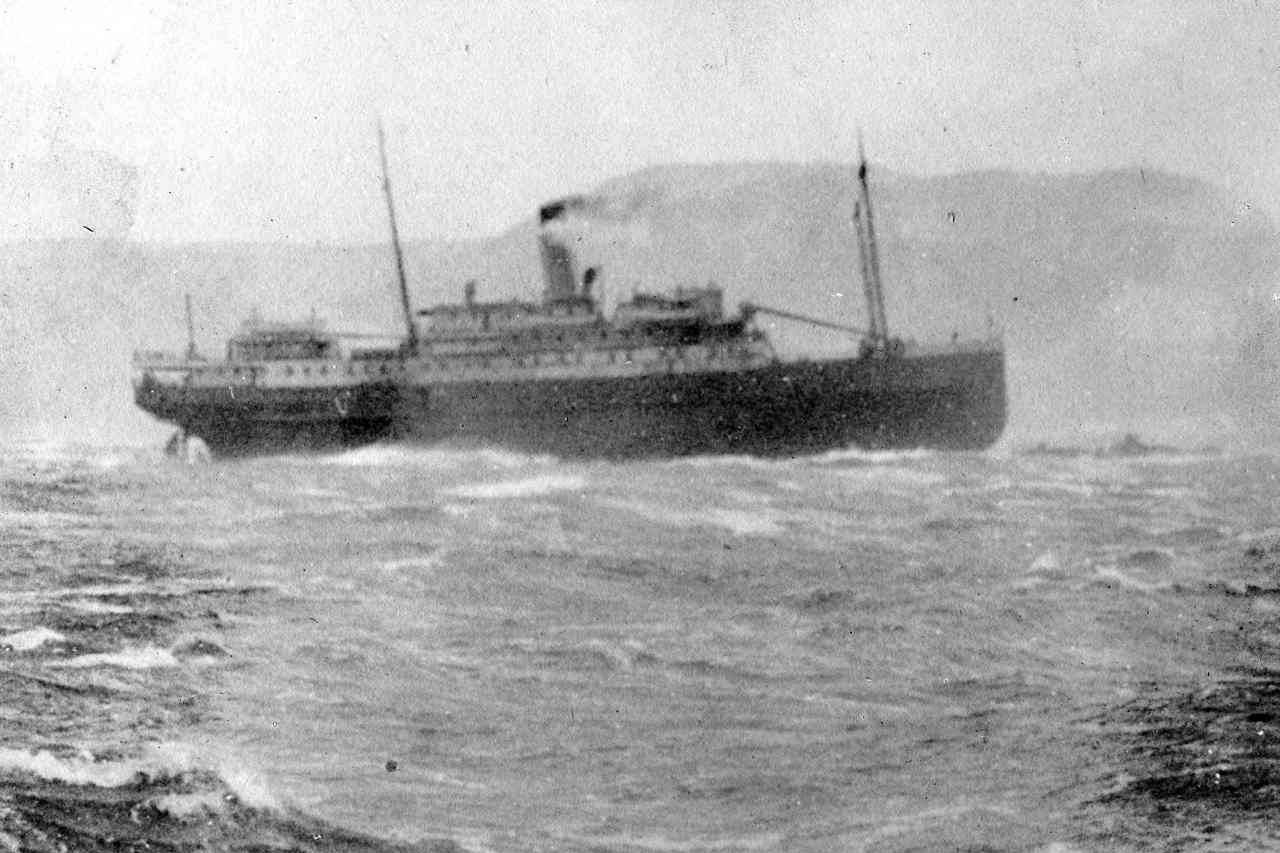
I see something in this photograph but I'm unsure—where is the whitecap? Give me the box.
[214,758,282,810]
[0,748,152,787]
[317,445,554,470]
[602,498,784,536]
[808,446,938,465]
[567,831,784,851]
[379,554,444,572]
[63,598,136,615]
[1090,565,1168,594]
[1,627,66,652]
[698,508,785,536]
[445,474,586,500]
[667,453,777,470]
[49,646,180,670]
[0,509,79,528]
[148,791,230,818]
[831,465,948,488]
[0,743,281,811]
[422,769,489,791]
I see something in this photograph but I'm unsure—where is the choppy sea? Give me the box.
[2,441,1279,852]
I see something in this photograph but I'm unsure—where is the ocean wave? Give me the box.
[1088,668,1280,847]
[601,497,784,536]
[48,645,180,670]
[807,446,939,466]
[560,830,784,851]
[0,742,280,812]
[660,445,940,472]
[1,743,188,787]
[314,443,557,470]
[172,638,232,662]
[0,742,454,851]
[506,636,646,671]
[3,442,151,471]
[697,508,785,536]
[829,465,949,488]
[506,636,775,684]
[378,553,447,572]
[445,474,587,500]
[62,597,136,614]
[1088,564,1173,595]
[149,790,233,818]
[0,508,81,528]
[853,803,1056,852]
[4,578,251,610]
[1,626,66,652]
[665,453,779,470]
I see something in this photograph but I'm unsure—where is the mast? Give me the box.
[851,201,880,342]
[378,121,417,351]
[184,292,198,360]
[855,135,890,346]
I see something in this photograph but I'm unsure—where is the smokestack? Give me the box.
[538,233,578,303]
[538,197,583,303]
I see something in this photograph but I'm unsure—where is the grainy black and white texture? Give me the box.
[2,443,1278,851]
[5,6,1280,852]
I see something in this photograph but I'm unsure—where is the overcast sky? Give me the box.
[1,0,1276,242]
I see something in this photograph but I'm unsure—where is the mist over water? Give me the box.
[3,162,1278,448]
[2,441,1279,851]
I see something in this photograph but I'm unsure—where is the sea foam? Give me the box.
[445,474,586,500]
[1,627,66,652]
[0,743,280,811]
[318,444,555,470]
[49,645,180,670]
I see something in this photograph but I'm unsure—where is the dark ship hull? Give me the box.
[396,348,1005,459]
[136,349,1003,459]
[134,374,399,457]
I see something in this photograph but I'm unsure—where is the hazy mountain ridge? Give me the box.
[1,163,1276,446]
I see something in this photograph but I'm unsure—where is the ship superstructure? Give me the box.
[133,314,402,456]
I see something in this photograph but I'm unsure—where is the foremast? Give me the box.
[853,135,890,352]
[378,121,417,353]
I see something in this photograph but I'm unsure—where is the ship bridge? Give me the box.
[226,319,339,362]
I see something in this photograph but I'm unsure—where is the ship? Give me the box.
[132,134,1006,459]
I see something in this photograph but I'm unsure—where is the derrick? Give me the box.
[740,303,870,337]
